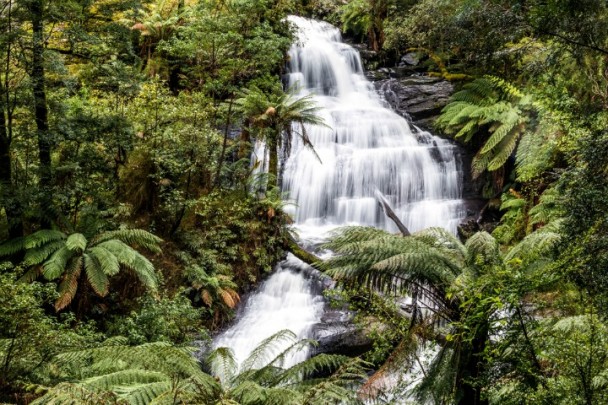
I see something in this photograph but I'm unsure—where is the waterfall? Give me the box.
[213,16,466,370]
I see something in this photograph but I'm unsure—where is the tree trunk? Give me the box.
[268,133,278,188]
[30,0,53,226]
[238,118,252,159]
[458,322,489,405]
[0,110,21,239]
[213,97,234,189]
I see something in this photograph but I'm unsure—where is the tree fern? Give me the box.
[0,226,161,312]
[241,329,298,372]
[322,223,560,403]
[437,76,534,178]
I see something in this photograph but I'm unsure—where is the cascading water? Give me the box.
[214,16,466,372]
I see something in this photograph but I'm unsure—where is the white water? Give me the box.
[214,16,466,371]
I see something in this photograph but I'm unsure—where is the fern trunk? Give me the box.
[457,321,489,405]
[268,133,279,188]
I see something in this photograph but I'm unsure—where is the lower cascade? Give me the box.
[214,15,466,372]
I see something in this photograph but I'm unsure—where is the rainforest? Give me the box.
[1,1,608,404]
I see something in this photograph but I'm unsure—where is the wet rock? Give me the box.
[375,76,454,127]
[400,52,420,66]
[312,309,374,357]
[457,217,480,241]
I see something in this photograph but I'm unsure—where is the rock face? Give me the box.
[311,308,373,357]
[375,76,454,129]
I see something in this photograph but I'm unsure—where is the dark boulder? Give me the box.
[311,308,374,357]
[375,76,454,128]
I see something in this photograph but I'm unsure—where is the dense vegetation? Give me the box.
[2,0,608,404]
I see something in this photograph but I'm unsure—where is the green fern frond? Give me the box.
[480,109,521,154]
[93,229,162,253]
[414,227,467,257]
[471,150,493,178]
[488,122,525,171]
[241,329,297,372]
[504,230,560,263]
[207,346,237,385]
[24,230,65,249]
[465,231,499,268]
[0,237,25,257]
[274,353,351,386]
[83,369,169,390]
[98,240,158,291]
[114,380,173,405]
[89,246,120,276]
[23,240,65,267]
[42,247,74,280]
[66,233,88,252]
[84,253,110,296]
[500,197,526,211]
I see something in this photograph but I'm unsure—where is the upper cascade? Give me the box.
[283,16,466,239]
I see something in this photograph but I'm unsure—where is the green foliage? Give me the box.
[437,76,533,178]
[0,270,101,398]
[322,225,561,403]
[188,190,292,286]
[34,329,368,405]
[105,294,208,345]
[235,85,327,186]
[0,225,161,312]
[340,0,372,42]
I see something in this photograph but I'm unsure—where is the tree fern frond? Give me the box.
[241,330,297,372]
[83,369,169,390]
[207,346,237,385]
[84,253,110,296]
[24,230,65,249]
[89,246,120,276]
[66,233,87,252]
[504,230,561,263]
[414,227,467,257]
[479,109,521,154]
[114,380,172,405]
[24,240,65,267]
[55,256,83,311]
[98,240,158,291]
[93,229,162,253]
[0,236,24,257]
[500,196,526,211]
[471,150,493,178]
[465,231,499,267]
[488,122,525,171]
[42,247,74,280]
[19,266,41,283]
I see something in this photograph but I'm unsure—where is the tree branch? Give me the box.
[375,190,410,236]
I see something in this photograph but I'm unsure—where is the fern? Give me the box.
[3,225,161,311]
[42,247,74,280]
[437,76,534,177]
[84,253,110,296]
[55,256,83,311]
[0,236,24,257]
[66,233,87,252]
[241,329,297,372]
[23,230,65,249]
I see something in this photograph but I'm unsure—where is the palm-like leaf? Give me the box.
[2,225,161,311]
[437,76,533,177]
[322,223,560,403]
